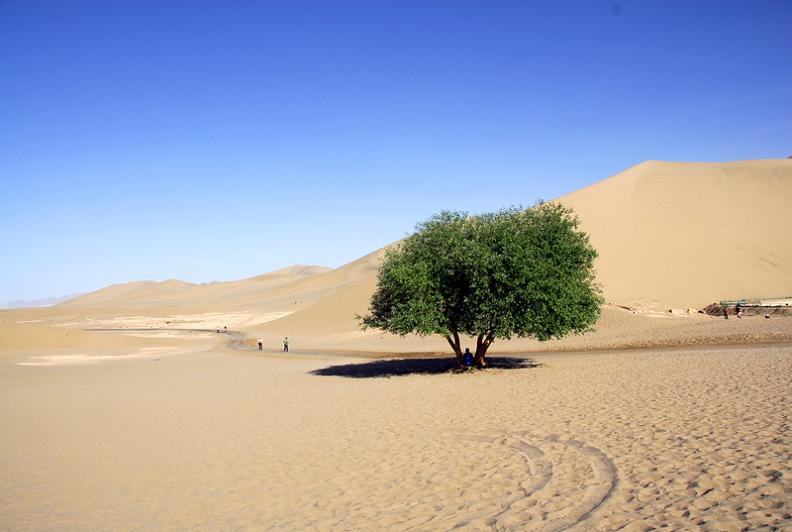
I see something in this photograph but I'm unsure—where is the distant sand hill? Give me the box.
[17,158,788,347]
[60,265,331,311]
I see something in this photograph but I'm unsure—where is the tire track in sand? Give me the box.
[444,430,617,531]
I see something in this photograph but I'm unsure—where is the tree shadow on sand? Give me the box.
[310,356,539,379]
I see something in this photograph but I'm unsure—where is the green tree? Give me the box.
[361,203,602,368]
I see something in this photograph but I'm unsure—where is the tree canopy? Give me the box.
[361,203,603,367]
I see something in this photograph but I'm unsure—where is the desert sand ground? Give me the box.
[1,331,790,531]
[2,159,791,530]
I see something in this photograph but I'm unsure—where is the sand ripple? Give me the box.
[1,343,790,530]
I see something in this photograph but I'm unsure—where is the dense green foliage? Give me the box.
[361,203,603,367]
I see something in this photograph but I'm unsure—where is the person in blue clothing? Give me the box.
[462,348,474,369]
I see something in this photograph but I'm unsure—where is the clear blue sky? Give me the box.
[2,1,791,302]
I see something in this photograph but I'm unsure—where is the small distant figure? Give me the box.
[735,303,743,319]
[462,348,474,369]
[765,313,770,319]
[283,337,289,352]
[258,337,263,351]
[216,327,220,333]
[224,326,228,332]
[723,308,728,320]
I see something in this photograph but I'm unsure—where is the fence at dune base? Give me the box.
[703,297,792,317]
[719,298,792,307]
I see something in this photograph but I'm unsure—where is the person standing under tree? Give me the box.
[283,337,289,352]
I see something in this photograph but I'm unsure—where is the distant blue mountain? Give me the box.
[1,294,83,309]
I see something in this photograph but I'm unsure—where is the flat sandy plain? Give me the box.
[1,322,790,531]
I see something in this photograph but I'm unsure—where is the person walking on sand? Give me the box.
[257,337,263,351]
[283,337,289,352]
[735,303,743,319]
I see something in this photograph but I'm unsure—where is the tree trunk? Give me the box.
[474,334,494,368]
[445,332,463,367]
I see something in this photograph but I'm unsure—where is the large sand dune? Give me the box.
[9,158,787,351]
[559,159,792,309]
[253,159,792,345]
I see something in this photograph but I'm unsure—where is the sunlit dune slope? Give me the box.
[59,265,330,310]
[252,249,384,333]
[256,159,792,339]
[48,159,792,343]
[557,159,792,309]
[254,159,792,340]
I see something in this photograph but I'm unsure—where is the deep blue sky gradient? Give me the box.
[2,1,791,301]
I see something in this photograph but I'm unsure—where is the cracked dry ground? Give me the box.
[1,343,790,530]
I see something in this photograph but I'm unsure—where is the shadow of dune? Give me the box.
[310,356,539,379]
